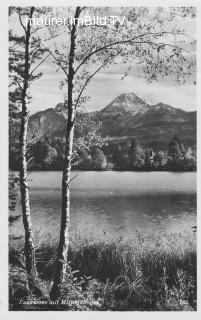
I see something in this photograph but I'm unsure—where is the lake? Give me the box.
[12,171,197,239]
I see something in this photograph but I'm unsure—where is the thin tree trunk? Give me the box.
[19,7,38,290]
[20,105,38,282]
[50,7,81,300]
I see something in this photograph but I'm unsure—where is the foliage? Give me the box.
[9,6,51,292]
[128,138,145,169]
[112,146,130,170]
[9,7,48,91]
[73,110,106,163]
[91,148,107,170]
[31,138,58,169]
[41,7,196,121]
[168,136,196,171]
[154,151,167,168]
[9,134,196,172]
[9,171,21,224]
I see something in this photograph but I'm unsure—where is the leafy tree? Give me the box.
[169,136,185,159]
[77,149,93,170]
[73,110,106,163]
[9,6,48,291]
[167,136,197,171]
[129,138,145,169]
[31,139,57,169]
[43,147,57,168]
[153,151,167,169]
[48,137,66,170]
[182,147,196,171]
[9,88,21,119]
[168,136,184,170]
[91,147,107,170]
[9,87,22,170]
[42,6,196,298]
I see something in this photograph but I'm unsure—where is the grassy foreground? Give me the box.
[9,230,197,311]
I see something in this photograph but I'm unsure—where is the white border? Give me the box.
[0,0,200,319]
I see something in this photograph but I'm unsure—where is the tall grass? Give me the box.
[9,229,197,311]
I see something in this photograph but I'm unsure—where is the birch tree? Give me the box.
[43,6,195,299]
[9,6,49,290]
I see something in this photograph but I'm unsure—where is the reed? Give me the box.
[9,229,197,311]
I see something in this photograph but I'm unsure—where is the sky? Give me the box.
[10,7,197,114]
[30,61,196,113]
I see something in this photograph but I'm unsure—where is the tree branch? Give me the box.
[75,49,122,109]
[67,174,78,186]
[27,136,40,145]
[30,43,41,58]
[132,40,189,53]
[47,48,69,79]
[27,157,34,165]
[15,78,23,92]
[74,34,188,109]
[74,30,186,73]
[18,8,27,33]
[29,53,50,77]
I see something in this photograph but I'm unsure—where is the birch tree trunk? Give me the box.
[19,7,38,288]
[20,102,38,282]
[50,7,81,300]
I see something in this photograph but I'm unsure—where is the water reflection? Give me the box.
[12,171,196,239]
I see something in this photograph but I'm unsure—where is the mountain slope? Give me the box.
[29,93,196,151]
[92,93,151,136]
[30,107,66,137]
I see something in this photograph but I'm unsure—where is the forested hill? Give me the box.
[29,92,196,151]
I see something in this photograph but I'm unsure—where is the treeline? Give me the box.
[78,136,196,171]
[9,135,196,171]
[110,136,196,171]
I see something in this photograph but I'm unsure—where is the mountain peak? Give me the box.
[29,92,196,151]
[101,92,150,116]
[151,102,177,114]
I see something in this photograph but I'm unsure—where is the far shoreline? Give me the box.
[11,168,197,173]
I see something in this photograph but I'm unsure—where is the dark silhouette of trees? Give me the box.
[113,145,129,170]
[31,138,57,169]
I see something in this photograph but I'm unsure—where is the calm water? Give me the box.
[12,171,196,239]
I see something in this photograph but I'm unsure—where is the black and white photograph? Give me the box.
[4,0,199,314]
